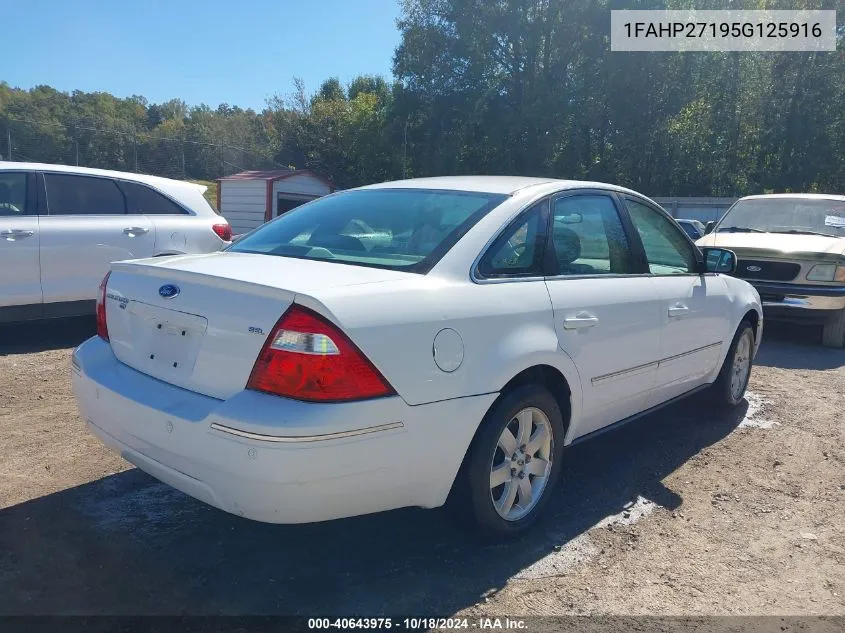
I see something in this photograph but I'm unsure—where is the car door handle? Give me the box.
[563,313,600,330]
[0,229,35,241]
[668,303,690,317]
[123,227,150,236]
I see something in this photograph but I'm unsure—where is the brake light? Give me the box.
[246,305,394,402]
[96,271,111,341]
[212,223,232,241]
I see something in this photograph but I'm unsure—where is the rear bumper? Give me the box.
[749,281,845,323]
[71,337,497,524]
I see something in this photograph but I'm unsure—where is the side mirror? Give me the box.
[702,247,737,274]
[704,221,715,235]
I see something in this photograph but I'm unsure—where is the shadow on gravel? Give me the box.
[755,322,845,370]
[0,316,95,355]
[0,392,747,615]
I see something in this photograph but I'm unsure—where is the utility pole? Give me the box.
[133,132,138,172]
[181,137,186,179]
[402,117,409,179]
[7,128,11,161]
[220,140,225,177]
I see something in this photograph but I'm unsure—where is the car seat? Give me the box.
[307,231,366,252]
[553,226,593,274]
[0,182,19,215]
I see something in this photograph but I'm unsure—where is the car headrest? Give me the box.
[554,226,581,266]
[308,233,366,252]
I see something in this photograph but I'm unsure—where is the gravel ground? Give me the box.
[0,318,843,616]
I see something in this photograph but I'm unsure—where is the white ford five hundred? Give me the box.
[72,176,762,538]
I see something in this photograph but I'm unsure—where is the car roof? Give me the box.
[356,175,652,197]
[0,161,206,194]
[739,193,845,202]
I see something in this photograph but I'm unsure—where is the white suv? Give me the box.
[0,162,231,323]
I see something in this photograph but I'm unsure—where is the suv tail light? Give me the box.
[96,271,111,341]
[212,223,232,241]
[246,305,394,402]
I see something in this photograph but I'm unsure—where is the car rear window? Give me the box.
[229,188,508,273]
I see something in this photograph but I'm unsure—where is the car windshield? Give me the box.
[717,198,845,237]
[229,188,508,273]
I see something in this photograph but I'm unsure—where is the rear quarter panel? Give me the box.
[300,277,583,426]
[152,186,228,255]
[151,213,226,255]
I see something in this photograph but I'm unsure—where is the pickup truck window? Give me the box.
[718,198,845,237]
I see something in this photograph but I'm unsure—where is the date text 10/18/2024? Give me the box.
[308,618,528,630]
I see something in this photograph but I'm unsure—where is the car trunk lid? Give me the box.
[104,252,415,400]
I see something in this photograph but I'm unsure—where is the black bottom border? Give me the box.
[0,616,842,633]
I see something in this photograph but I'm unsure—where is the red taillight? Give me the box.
[96,271,111,341]
[246,305,394,402]
[212,223,232,241]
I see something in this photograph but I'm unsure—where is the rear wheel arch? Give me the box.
[445,363,574,507]
[483,345,583,433]
[497,365,573,437]
[446,373,570,538]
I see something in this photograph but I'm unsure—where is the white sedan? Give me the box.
[72,176,762,538]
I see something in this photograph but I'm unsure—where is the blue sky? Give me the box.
[2,0,402,110]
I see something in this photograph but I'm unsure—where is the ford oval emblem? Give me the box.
[159,284,180,299]
[746,265,762,272]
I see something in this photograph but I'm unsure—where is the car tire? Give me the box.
[821,309,845,348]
[448,385,566,540]
[710,320,755,408]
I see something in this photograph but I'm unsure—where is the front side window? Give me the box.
[121,181,187,215]
[0,172,29,217]
[625,198,697,275]
[230,188,508,273]
[716,197,845,238]
[550,194,635,275]
[477,201,546,278]
[44,174,125,216]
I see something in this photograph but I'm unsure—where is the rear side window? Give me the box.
[121,181,188,215]
[231,188,508,273]
[44,174,125,216]
[550,194,635,275]
[477,201,547,278]
[0,172,29,217]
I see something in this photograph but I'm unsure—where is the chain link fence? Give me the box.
[0,117,282,185]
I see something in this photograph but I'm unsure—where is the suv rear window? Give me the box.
[229,188,508,273]
[120,181,188,215]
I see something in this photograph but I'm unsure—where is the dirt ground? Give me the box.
[0,317,843,616]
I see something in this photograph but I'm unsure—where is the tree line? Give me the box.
[1,0,843,196]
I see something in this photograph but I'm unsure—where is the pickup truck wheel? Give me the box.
[821,309,845,348]
[710,321,755,408]
[449,385,565,540]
